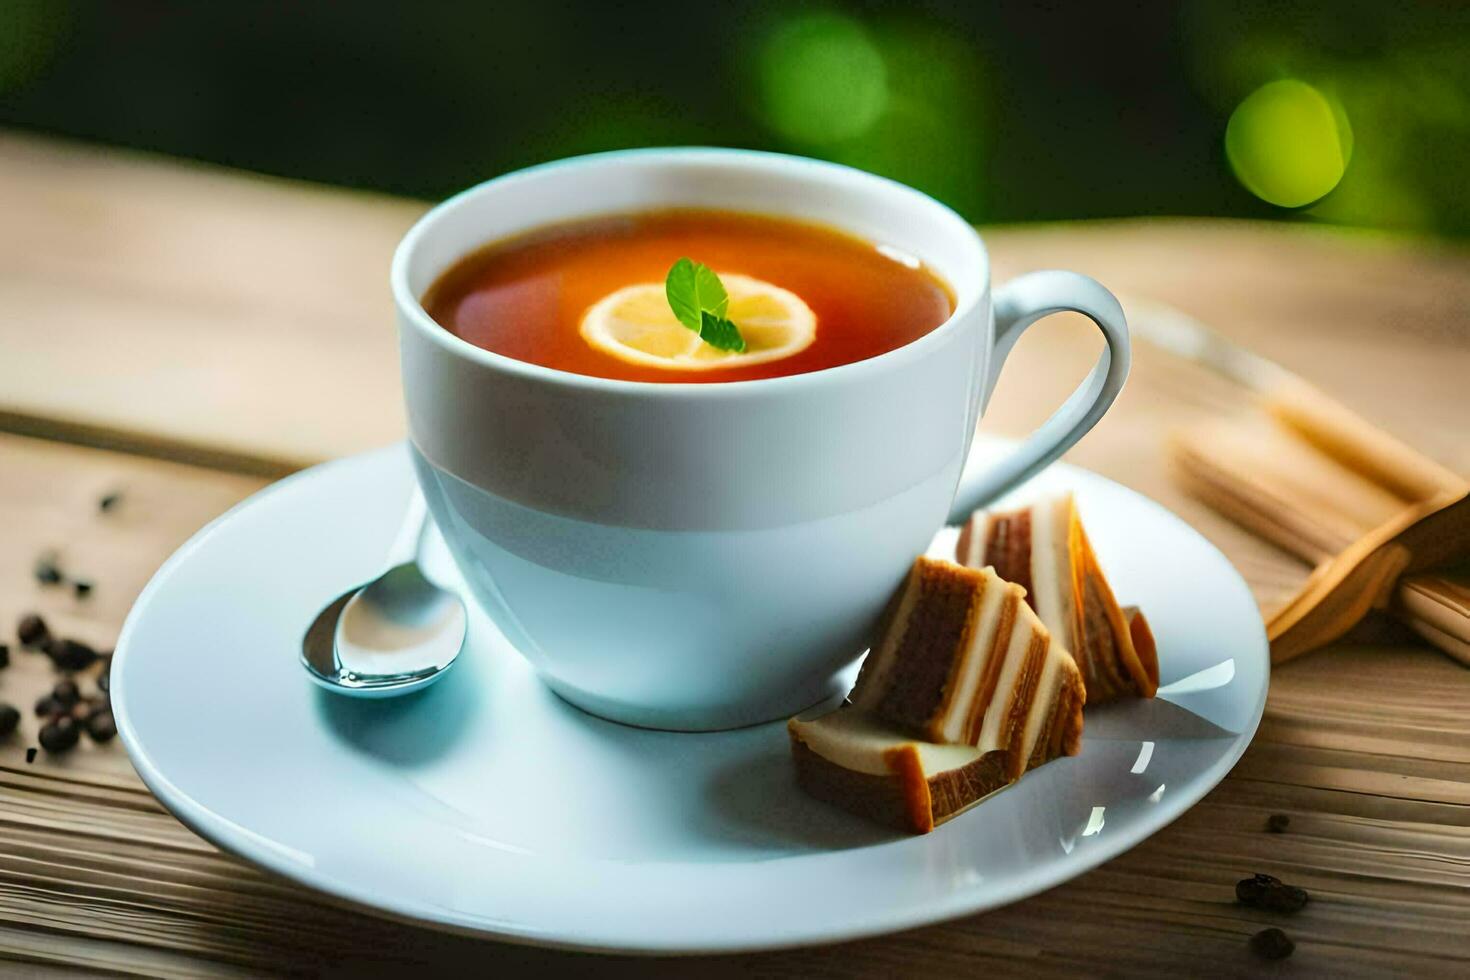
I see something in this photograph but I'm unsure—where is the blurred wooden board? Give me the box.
[0,133,423,474]
[1,132,1469,975]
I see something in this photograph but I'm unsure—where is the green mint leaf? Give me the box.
[665,257,729,333]
[699,310,746,352]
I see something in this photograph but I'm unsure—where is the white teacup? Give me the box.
[393,149,1128,731]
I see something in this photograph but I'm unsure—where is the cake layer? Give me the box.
[788,703,1081,834]
[849,557,1084,775]
[959,492,1159,703]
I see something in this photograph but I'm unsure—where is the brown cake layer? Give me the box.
[858,559,980,737]
[959,493,1159,703]
[849,557,1084,772]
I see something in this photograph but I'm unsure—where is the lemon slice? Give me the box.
[580,274,816,371]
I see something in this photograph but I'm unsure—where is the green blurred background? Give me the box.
[2,1,1468,237]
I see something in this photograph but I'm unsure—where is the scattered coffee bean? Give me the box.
[73,579,93,599]
[1236,873,1280,904]
[1236,873,1309,913]
[0,703,19,737]
[85,709,117,744]
[97,664,111,694]
[98,490,123,513]
[0,643,8,669]
[34,695,62,719]
[25,747,36,764]
[17,613,50,648]
[1266,813,1290,834]
[1250,927,1295,961]
[34,553,64,586]
[38,716,80,754]
[71,695,107,722]
[52,678,81,707]
[46,638,98,672]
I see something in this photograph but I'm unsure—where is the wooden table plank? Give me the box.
[2,133,1469,975]
[0,132,422,473]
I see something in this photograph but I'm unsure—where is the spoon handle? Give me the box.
[385,489,429,568]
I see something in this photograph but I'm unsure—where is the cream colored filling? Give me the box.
[977,609,1037,752]
[1029,494,1073,646]
[937,569,1009,743]
[792,709,989,777]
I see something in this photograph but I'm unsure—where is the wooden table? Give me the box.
[2,132,1468,977]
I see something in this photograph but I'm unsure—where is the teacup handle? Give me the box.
[948,269,1131,523]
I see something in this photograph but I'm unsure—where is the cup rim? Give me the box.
[391,147,989,398]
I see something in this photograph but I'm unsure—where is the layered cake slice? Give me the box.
[789,557,1085,833]
[957,492,1159,703]
[788,709,1014,834]
[846,558,1085,773]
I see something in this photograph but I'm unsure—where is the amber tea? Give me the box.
[421,209,955,383]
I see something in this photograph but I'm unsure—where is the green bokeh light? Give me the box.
[1226,79,1353,209]
[756,12,888,145]
[827,23,987,218]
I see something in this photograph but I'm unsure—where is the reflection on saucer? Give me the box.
[1084,695,1239,740]
[1159,658,1236,695]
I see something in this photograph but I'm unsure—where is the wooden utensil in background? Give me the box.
[1129,301,1470,666]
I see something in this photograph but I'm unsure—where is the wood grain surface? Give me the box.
[1,132,1468,977]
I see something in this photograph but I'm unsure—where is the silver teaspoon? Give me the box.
[301,490,466,697]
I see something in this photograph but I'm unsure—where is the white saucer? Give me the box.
[112,440,1267,954]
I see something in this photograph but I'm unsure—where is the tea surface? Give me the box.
[422,209,955,383]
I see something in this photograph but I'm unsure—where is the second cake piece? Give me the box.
[957,492,1159,703]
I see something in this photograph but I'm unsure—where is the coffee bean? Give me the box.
[0,703,19,737]
[73,693,107,719]
[1236,873,1279,903]
[1266,813,1290,834]
[34,554,64,586]
[1250,927,1294,961]
[97,663,110,693]
[46,638,98,672]
[71,696,103,722]
[85,709,117,744]
[0,643,9,669]
[73,580,93,599]
[17,613,50,648]
[38,716,80,754]
[34,695,62,719]
[52,678,81,707]
[1236,873,1309,913]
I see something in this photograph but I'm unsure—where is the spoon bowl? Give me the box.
[301,492,466,698]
